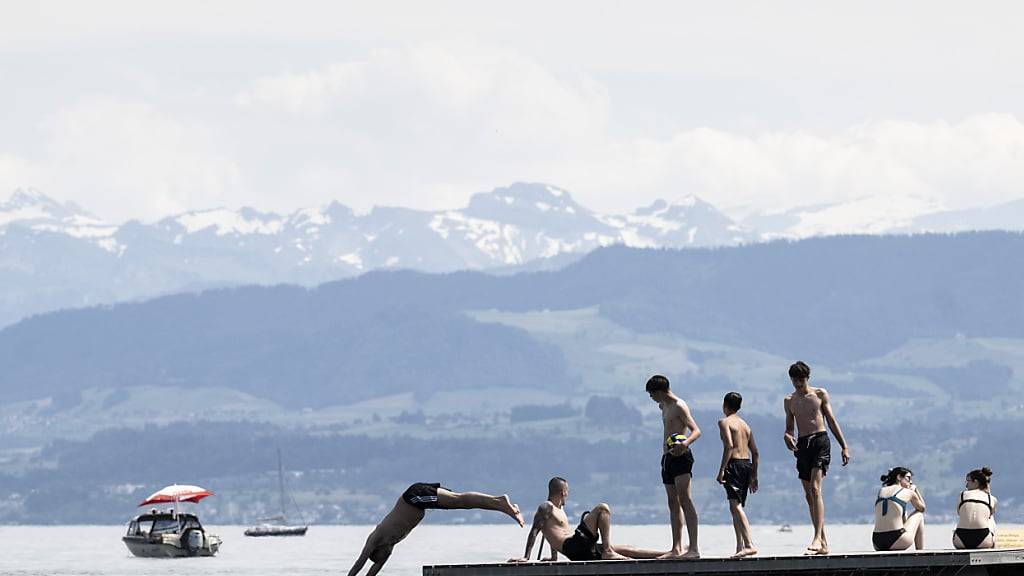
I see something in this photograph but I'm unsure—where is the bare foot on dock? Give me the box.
[731,548,757,558]
[601,548,629,561]
[661,548,700,559]
[500,495,525,527]
[657,549,685,559]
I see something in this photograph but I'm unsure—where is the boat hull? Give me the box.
[244,525,308,537]
[122,533,221,557]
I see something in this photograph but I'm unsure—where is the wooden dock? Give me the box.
[424,548,1024,576]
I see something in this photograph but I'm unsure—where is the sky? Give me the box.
[1,1,1023,222]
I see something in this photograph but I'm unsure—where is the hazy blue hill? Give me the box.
[0,283,572,407]
[568,233,1024,362]
[4,232,1024,408]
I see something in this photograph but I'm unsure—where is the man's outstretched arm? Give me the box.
[365,561,387,576]
[509,503,551,562]
[348,548,371,576]
[819,388,850,465]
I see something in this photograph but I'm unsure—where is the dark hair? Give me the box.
[880,467,912,486]
[723,392,742,412]
[789,361,811,380]
[645,375,670,393]
[967,467,993,488]
[548,476,568,495]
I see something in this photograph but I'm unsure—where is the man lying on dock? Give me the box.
[508,477,664,563]
[348,483,524,576]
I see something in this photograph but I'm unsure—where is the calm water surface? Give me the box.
[1,523,1015,576]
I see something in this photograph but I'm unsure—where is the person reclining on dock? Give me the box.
[717,392,759,558]
[348,483,524,576]
[872,467,926,551]
[508,477,664,562]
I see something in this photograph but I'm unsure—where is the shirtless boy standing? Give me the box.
[783,361,851,555]
[646,375,702,559]
[348,483,524,576]
[509,477,663,563]
[716,392,759,558]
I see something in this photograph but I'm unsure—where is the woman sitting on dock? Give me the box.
[954,467,997,550]
[871,467,926,551]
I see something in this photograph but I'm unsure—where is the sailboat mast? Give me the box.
[277,448,286,518]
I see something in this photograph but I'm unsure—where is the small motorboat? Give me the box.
[122,484,222,557]
[778,523,793,533]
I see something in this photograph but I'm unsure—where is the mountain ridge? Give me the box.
[4,183,1024,328]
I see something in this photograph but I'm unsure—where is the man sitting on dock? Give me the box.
[348,483,524,576]
[783,361,851,555]
[509,477,664,562]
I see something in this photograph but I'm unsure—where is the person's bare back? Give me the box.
[720,415,752,460]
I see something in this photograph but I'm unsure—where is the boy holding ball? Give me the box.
[646,375,702,559]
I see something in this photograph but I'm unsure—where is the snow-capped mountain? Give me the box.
[738,194,1024,240]
[4,182,1023,328]
[0,183,752,327]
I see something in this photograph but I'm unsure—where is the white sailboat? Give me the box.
[245,449,309,537]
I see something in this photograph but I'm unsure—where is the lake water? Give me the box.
[1,523,1016,575]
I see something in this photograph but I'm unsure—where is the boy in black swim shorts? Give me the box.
[783,361,851,556]
[647,375,702,559]
[560,511,603,561]
[717,392,759,558]
[795,431,831,481]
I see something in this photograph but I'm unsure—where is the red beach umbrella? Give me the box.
[138,484,214,506]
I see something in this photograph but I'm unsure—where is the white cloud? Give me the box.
[564,114,1024,216]
[0,154,40,196]
[231,45,1024,218]
[234,43,610,212]
[38,95,243,221]
[236,62,367,116]
[4,35,1024,224]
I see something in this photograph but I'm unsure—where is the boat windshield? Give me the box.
[127,515,202,536]
[151,518,183,535]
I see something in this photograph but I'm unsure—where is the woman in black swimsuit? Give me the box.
[953,467,997,550]
[871,467,926,551]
